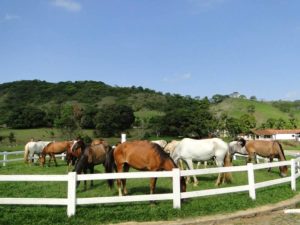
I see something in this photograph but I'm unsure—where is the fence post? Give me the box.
[3,152,7,167]
[121,133,126,143]
[67,172,77,217]
[247,163,256,200]
[291,159,296,191]
[172,168,181,209]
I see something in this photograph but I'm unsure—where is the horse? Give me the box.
[69,139,86,168]
[24,141,52,164]
[91,138,108,146]
[151,140,167,148]
[105,140,186,196]
[74,141,111,190]
[40,140,75,167]
[163,140,180,154]
[171,138,232,186]
[235,138,288,177]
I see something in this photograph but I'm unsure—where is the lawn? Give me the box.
[0,156,299,225]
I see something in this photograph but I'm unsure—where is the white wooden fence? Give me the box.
[0,151,66,166]
[1,158,300,217]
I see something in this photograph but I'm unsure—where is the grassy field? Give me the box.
[211,98,300,126]
[0,156,299,225]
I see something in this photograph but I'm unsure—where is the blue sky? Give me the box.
[1,0,300,101]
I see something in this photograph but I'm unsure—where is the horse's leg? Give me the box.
[150,177,157,195]
[185,159,198,186]
[122,163,130,195]
[83,168,87,191]
[90,165,94,187]
[53,155,58,167]
[215,157,224,186]
[268,157,273,172]
[116,163,124,196]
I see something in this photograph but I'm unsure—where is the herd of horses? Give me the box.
[23,137,288,196]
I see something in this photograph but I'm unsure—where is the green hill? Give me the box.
[211,98,300,127]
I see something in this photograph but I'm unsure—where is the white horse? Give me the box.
[171,138,232,186]
[164,140,180,154]
[24,141,52,164]
[151,140,167,148]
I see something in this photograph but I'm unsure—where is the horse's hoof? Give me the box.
[193,182,198,187]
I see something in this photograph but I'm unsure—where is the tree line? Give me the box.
[0,80,298,139]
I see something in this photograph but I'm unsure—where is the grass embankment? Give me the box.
[0,157,299,225]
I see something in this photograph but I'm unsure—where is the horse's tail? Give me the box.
[24,142,30,163]
[104,147,116,189]
[223,151,233,183]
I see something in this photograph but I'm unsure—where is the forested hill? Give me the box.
[1,80,300,138]
[0,80,166,107]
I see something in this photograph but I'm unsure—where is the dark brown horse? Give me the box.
[105,140,186,196]
[74,141,111,190]
[40,141,75,167]
[238,138,288,177]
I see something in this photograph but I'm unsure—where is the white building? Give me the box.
[252,129,300,141]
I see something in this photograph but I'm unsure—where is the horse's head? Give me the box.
[39,153,46,167]
[238,138,246,147]
[279,166,288,177]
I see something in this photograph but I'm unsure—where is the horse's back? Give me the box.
[114,140,168,170]
[151,140,167,148]
[246,140,281,157]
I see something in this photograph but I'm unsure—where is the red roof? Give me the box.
[252,129,300,136]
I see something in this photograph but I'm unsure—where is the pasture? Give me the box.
[0,155,300,225]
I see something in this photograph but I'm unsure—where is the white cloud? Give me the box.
[163,73,192,83]
[284,91,300,100]
[52,0,82,12]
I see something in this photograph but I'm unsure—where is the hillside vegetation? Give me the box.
[1,80,300,142]
[211,98,300,127]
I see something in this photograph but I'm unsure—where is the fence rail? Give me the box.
[0,150,66,166]
[1,158,300,217]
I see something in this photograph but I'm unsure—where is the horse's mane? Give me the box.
[150,142,178,168]
[238,138,246,147]
[275,141,286,160]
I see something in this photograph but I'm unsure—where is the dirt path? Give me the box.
[115,194,300,225]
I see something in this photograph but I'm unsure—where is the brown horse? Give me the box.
[105,140,186,196]
[74,141,111,190]
[238,138,288,177]
[40,141,75,167]
[69,139,86,167]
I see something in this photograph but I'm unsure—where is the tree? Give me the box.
[54,104,82,139]
[8,132,16,146]
[247,104,256,114]
[226,118,242,137]
[6,106,47,128]
[211,94,229,104]
[94,104,135,137]
[239,114,256,134]
[159,98,215,138]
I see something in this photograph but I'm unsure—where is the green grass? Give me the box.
[211,98,300,126]
[0,158,299,225]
